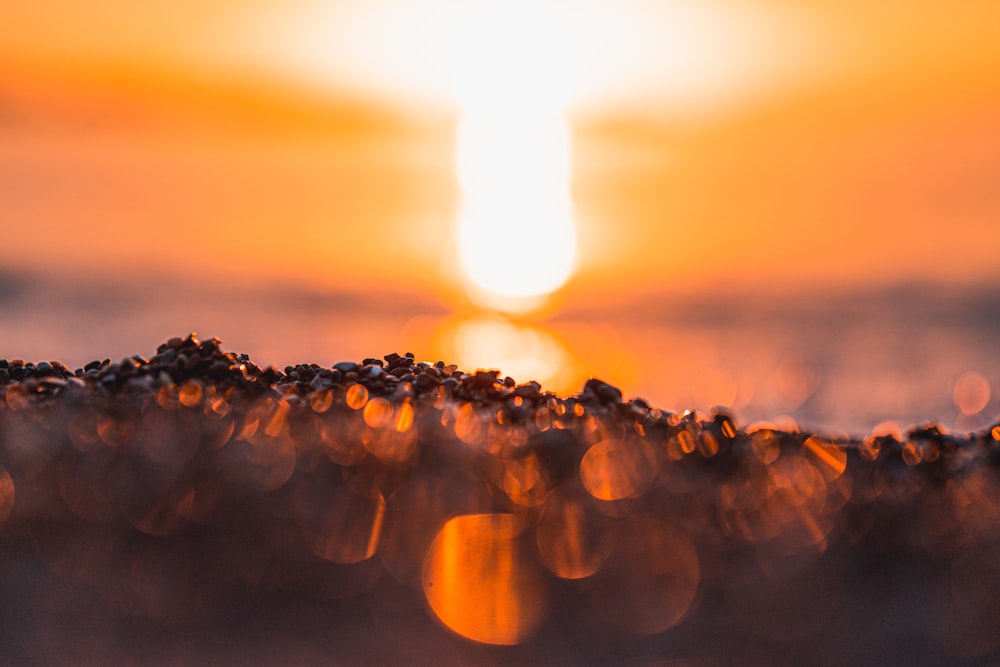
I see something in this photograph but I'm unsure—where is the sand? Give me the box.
[1,334,999,665]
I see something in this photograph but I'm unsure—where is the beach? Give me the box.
[2,334,999,664]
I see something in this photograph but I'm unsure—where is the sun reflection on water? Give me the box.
[441,315,579,394]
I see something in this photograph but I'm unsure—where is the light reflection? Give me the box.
[502,453,548,507]
[362,397,394,429]
[313,487,386,565]
[380,473,493,589]
[579,436,657,501]
[590,516,700,636]
[770,355,819,411]
[363,422,418,463]
[441,315,578,395]
[0,466,15,526]
[422,513,548,645]
[346,383,369,410]
[452,402,485,446]
[802,435,847,479]
[954,370,990,416]
[536,490,613,579]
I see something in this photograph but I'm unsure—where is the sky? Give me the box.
[2,0,999,430]
[3,0,999,295]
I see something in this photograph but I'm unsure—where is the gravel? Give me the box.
[1,333,999,666]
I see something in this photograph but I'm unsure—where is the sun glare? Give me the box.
[447,1,580,312]
[193,0,855,311]
[443,314,576,393]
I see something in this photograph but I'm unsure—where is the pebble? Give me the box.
[583,378,622,404]
[333,361,359,374]
[0,333,995,477]
[0,333,998,667]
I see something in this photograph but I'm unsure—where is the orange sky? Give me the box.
[2,0,1000,304]
[3,1,1000,431]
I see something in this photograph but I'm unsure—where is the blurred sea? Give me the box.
[564,284,1000,436]
[2,269,998,437]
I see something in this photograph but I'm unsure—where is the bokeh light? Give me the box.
[1,339,1000,663]
[4,0,1000,662]
[422,513,548,645]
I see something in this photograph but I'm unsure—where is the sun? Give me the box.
[455,114,576,311]
[445,1,581,312]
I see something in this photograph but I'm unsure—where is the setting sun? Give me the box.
[447,1,580,312]
[455,114,576,311]
[5,0,1000,663]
